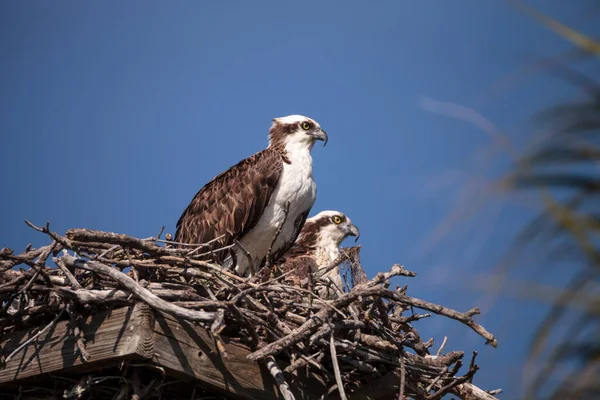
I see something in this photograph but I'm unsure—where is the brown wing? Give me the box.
[273,216,319,264]
[175,148,283,263]
[268,210,310,266]
[275,218,317,282]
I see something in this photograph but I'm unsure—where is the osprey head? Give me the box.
[302,210,360,246]
[268,115,328,150]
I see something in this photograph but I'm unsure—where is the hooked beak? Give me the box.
[310,128,328,147]
[345,223,360,242]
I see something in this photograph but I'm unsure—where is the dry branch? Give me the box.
[56,255,215,322]
[0,222,501,400]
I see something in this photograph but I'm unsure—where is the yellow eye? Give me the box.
[332,216,342,224]
[301,121,311,130]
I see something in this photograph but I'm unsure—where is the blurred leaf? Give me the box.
[522,147,600,165]
[506,173,600,192]
[500,13,600,394]
[510,0,600,56]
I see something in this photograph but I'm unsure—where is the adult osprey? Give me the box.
[175,115,328,277]
[277,210,359,298]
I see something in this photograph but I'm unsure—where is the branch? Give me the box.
[451,383,502,400]
[247,284,496,361]
[2,224,500,399]
[330,332,348,400]
[56,255,215,322]
[265,356,296,400]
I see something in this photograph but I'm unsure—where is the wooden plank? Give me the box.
[153,312,282,400]
[0,304,331,399]
[0,303,155,384]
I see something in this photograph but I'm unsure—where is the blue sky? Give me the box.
[0,1,595,397]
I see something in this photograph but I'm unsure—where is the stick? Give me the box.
[330,332,347,400]
[398,355,406,400]
[55,256,82,289]
[436,336,448,358]
[56,255,215,322]
[233,239,255,276]
[67,304,89,362]
[248,285,496,361]
[468,351,478,383]
[428,370,474,400]
[5,308,65,363]
[451,383,501,400]
[265,355,296,400]
[4,224,502,400]
[425,366,448,393]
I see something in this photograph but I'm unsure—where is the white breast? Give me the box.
[316,241,344,298]
[315,239,342,266]
[234,146,316,276]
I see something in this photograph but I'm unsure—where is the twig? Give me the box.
[124,248,139,282]
[428,369,476,400]
[5,308,65,363]
[248,284,497,361]
[265,355,296,400]
[67,304,89,362]
[19,242,57,294]
[65,228,176,256]
[98,245,120,259]
[436,336,448,358]
[390,313,432,324]
[56,255,215,322]
[233,239,255,276]
[452,383,501,400]
[468,351,478,383]
[313,254,350,281]
[398,355,406,400]
[24,220,72,248]
[2,224,500,400]
[155,225,165,240]
[148,233,225,248]
[186,242,210,257]
[259,267,300,287]
[55,256,82,289]
[426,366,448,393]
[330,332,347,400]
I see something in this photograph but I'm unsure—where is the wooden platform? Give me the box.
[0,304,330,400]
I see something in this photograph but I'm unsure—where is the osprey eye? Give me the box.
[301,122,311,130]
[332,216,342,224]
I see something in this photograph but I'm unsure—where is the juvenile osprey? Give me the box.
[277,210,359,298]
[175,115,328,277]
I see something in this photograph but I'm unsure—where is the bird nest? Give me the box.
[0,221,501,400]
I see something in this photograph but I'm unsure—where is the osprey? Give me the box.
[175,115,328,277]
[277,210,359,298]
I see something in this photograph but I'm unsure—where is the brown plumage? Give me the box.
[275,215,329,270]
[175,149,284,264]
[276,211,359,295]
[174,115,328,275]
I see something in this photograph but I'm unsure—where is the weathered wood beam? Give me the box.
[152,312,331,400]
[0,304,330,399]
[153,312,282,400]
[0,303,155,384]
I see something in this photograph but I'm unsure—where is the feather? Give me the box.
[175,148,283,264]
